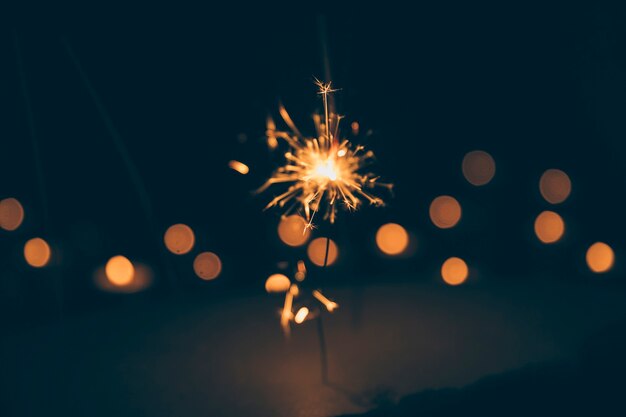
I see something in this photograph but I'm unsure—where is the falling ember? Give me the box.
[294,307,310,324]
[313,290,338,312]
[257,79,390,227]
[295,260,307,281]
[228,160,250,175]
[281,290,294,334]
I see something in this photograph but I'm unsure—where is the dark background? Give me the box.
[2,3,626,327]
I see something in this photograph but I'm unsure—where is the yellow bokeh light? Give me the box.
[105,255,135,286]
[0,198,25,231]
[539,169,571,204]
[429,196,462,229]
[462,150,496,186]
[294,307,309,324]
[376,223,409,255]
[586,242,614,273]
[441,257,468,286]
[265,273,291,293]
[94,263,153,293]
[163,223,195,255]
[194,252,222,280]
[24,237,51,268]
[534,211,565,244]
[277,215,311,247]
[307,237,338,267]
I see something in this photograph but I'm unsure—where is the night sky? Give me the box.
[3,4,626,416]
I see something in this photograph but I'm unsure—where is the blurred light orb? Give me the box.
[441,257,468,286]
[0,197,25,231]
[277,215,310,247]
[24,237,51,268]
[462,150,496,186]
[429,196,462,229]
[164,223,195,255]
[540,169,571,204]
[265,273,291,293]
[351,121,360,136]
[376,223,409,255]
[94,263,153,294]
[307,237,338,267]
[105,255,135,286]
[228,160,249,175]
[194,252,222,280]
[294,307,309,324]
[586,242,614,273]
[534,211,565,244]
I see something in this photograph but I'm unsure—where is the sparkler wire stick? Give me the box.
[316,235,331,384]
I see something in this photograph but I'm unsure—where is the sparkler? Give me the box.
[257,79,391,228]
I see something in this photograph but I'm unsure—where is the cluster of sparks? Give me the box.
[257,79,391,228]
[278,260,339,336]
[252,80,389,335]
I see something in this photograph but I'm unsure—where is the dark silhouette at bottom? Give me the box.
[338,318,626,416]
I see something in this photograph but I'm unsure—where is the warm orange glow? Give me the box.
[265,273,291,293]
[294,307,309,324]
[534,211,565,244]
[193,252,222,280]
[295,260,307,281]
[94,263,153,293]
[163,223,195,255]
[313,289,338,312]
[228,160,250,175]
[586,242,614,273]
[277,215,311,247]
[0,198,25,231]
[281,291,294,333]
[307,237,338,266]
[540,169,571,204]
[105,255,134,286]
[351,121,359,135]
[258,80,389,226]
[441,257,468,286]
[376,223,409,255]
[23,237,51,268]
[289,284,300,297]
[429,196,462,229]
[462,150,496,186]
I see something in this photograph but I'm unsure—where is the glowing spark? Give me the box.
[313,290,339,312]
[281,288,294,335]
[228,160,249,175]
[295,260,306,281]
[294,307,309,324]
[289,284,300,297]
[257,80,390,227]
